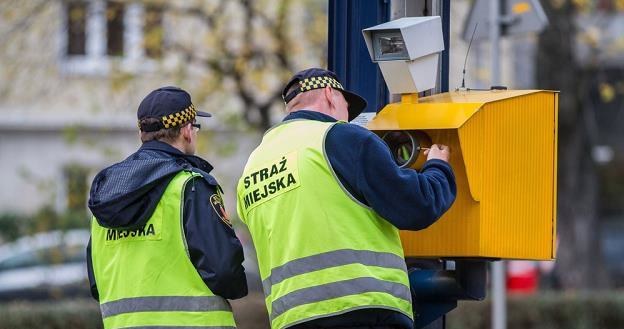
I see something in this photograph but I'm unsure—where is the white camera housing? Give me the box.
[362,17,444,94]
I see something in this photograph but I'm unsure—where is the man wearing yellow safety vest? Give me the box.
[236,68,456,329]
[87,86,248,329]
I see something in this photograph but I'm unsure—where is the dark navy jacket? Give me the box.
[285,111,457,329]
[86,141,248,301]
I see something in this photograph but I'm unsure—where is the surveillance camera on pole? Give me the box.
[362,17,444,95]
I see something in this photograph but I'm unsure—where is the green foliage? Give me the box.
[0,299,102,329]
[64,165,89,213]
[0,213,24,242]
[447,293,624,329]
[0,207,90,243]
[109,69,135,92]
[30,207,89,235]
[62,125,81,145]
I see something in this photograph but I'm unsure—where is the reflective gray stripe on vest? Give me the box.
[120,327,235,329]
[262,249,407,296]
[100,296,231,318]
[270,276,412,320]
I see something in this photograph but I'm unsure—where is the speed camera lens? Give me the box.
[382,131,432,169]
[372,31,410,61]
[380,36,406,55]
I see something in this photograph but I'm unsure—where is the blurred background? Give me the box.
[0,0,623,328]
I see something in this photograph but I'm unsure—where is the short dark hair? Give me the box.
[139,117,184,143]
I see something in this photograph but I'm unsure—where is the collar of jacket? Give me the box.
[140,140,214,173]
[282,110,338,123]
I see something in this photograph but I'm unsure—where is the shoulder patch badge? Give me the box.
[210,193,232,227]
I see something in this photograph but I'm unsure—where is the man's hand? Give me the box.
[424,144,450,162]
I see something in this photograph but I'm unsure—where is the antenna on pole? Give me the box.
[459,23,478,90]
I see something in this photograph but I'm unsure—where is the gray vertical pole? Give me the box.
[390,0,408,104]
[492,265,507,328]
[390,0,407,18]
[432,0,441,94]
[489,0,506,328]
[490,0,501,85]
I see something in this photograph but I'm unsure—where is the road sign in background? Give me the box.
[463,0,548,41]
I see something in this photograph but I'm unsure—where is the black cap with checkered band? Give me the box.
[281,68,367,122]
[137,86,211,132]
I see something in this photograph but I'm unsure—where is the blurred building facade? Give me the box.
[0,0,325,218]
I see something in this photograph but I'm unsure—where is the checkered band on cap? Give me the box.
[283,76,345,104]
[162,104,197,128]
[299,76,344,92]
[137,104,197,131]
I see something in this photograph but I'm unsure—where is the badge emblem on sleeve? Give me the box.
[210,193,232,227]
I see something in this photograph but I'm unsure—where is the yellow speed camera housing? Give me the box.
[369,90,558,261]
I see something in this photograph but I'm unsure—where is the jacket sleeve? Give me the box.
[182,177,248,299]
[86,238,99,301]
[326,124,457,231]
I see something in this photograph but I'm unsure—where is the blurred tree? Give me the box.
[0,0,326,227]
[537,0,615,289]
[0,0,327,130]
[160,0,327,130]
[0,213,24,243]
[64,164,89,213]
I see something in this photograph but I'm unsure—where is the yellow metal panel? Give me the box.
[475,92,556,259]
[457,110,484,202]
[400,130,482,257]
[368,90,549,131]
[418,89,544,105]
[552,94,559,258]
[367,102,482,130]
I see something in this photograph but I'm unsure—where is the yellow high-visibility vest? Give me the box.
[92,171,236,329]
[237,120,413,329]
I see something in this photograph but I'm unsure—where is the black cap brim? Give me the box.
[340,90,367,122]
[196,110,212,117]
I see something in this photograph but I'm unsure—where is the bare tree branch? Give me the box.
[0,0,49,44]
[160,0,324,129]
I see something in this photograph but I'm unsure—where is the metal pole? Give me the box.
[490,0,501,85]
[491,261,506,329]
[489,1,506,327]
[432,0,450,94]
[389,0,408,104]
[390,0,407,19]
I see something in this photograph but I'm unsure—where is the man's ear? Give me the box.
[181,124,192,142]
[324,86,334,106]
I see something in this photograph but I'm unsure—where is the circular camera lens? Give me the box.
[382,131,432,169]
[382,131,417,168]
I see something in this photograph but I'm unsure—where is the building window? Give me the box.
[106,1,125,56]
[144,5,163,59]
[61,0,163,75]
[66,2,87,55]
